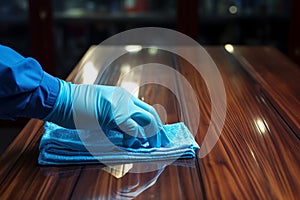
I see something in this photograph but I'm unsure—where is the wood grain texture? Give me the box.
[196,47,300,199]
[233,46,300,136]
[0,46,299,199]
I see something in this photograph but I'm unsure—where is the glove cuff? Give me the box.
[43,79,75,128]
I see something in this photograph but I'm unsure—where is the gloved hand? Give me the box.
[44,79,170,148]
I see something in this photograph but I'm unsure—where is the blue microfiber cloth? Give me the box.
[38,122,199,165]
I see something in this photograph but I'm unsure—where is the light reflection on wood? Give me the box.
[0,46,299,199]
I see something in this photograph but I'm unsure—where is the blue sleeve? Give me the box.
[0,45,60,120]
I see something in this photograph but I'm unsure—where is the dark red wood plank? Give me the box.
[234,46,300,135]
[196,47,300,199]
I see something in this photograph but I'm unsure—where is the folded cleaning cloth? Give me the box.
[38,122,199,165]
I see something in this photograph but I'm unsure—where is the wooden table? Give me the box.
[0,46,299,199]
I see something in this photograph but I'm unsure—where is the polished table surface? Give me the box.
[0,46,299,199]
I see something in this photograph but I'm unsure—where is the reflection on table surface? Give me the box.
[40,159,196,200]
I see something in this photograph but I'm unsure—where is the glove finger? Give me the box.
[130,107,152,126]
[118,118,146,148]
[131,105,161,142]
[133,98,164,126]
[132,98,168,147]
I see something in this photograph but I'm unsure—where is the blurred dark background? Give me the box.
[0,0,297,78]
[0,0,299,151]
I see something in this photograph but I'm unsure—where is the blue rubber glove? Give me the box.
[44,80,170,148]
